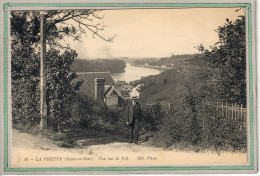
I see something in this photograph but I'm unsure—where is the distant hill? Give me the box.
[71,59,126,73]
[132,54,202,67]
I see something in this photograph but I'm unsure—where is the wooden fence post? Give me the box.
[234,103,237,120]
[244,108,247,128]
[231,103,234,120]
[221,102,224,116]
[240,104,243,129]
[240,104,243,121]
[226,102,228,119]
[202,100,248,129]
[238,104,240,120]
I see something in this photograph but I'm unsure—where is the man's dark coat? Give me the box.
[125,101,141,143]
[125,101,141,124]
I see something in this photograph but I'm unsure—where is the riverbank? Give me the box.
[133,64,171,71]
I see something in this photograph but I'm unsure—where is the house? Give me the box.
[104,85,122,106]
[75,72,123,106]
[122,84,133,91]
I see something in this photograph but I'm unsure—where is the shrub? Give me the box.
[140,103,164,133]
[71,94,128,133]
[201,104,247,151]
[150,93,246,152]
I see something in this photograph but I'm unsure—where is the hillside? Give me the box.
[132,54,202,67]
[136,56,210,108]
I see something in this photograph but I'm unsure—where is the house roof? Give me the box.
[104,86,112,96]
[104,86,121,97]
[74,72,120,98]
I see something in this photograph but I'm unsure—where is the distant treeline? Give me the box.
[132,58,158,65]
[71,59,126,73]
[133,54,201,67]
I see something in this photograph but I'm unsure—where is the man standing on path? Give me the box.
[125,96,142,144]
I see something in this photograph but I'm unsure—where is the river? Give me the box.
[111,63,162,82]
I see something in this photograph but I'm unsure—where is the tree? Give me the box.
[11,10,113,130]
[11,10,115,47]
[45,49,82,131]
[11,35,41,126]
[198,16,246,105]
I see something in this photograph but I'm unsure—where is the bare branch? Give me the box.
[41,10,116,43]
[71,17,115,42]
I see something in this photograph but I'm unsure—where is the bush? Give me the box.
[151,103,202,149]
[11,47,81,132]
[70,94,128,133]
[150,93,246,152]
[148,85,247,151]
[201,104,247,151]
[140,103,164,133]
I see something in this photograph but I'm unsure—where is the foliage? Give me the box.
[11,17,41,126]
[152,107,200,148]
[11,10,113,130]
[11,10,115,48]
[45,49,82,131]
[151,95,246,151]
[197,16,246,105]
[71,94,127,133]
[71,59,126,73]
[201,104,247,151]
[11,41,82,130]
[140,103,164,133]
[11,45,41,126]
[148,54,201,67]
[132,54,201,68]
[70,94,97,127]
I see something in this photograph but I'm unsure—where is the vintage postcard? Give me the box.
[0,0,257,174]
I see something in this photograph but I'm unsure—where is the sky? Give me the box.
[65,8,245,59]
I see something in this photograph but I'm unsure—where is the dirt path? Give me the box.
[11,129,248,167]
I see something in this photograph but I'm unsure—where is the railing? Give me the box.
[202,100,247,128]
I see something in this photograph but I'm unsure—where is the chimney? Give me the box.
[94,78,105,101]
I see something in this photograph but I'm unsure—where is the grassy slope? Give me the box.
[138,57,209,107]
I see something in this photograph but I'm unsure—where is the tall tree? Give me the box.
[11,10,113,130]
[198,15,246,105]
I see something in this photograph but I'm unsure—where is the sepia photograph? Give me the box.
[0,0,257,174]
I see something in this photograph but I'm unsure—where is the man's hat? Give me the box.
[131,96,138,100]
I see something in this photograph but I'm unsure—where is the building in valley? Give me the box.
[75,72,124,106]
